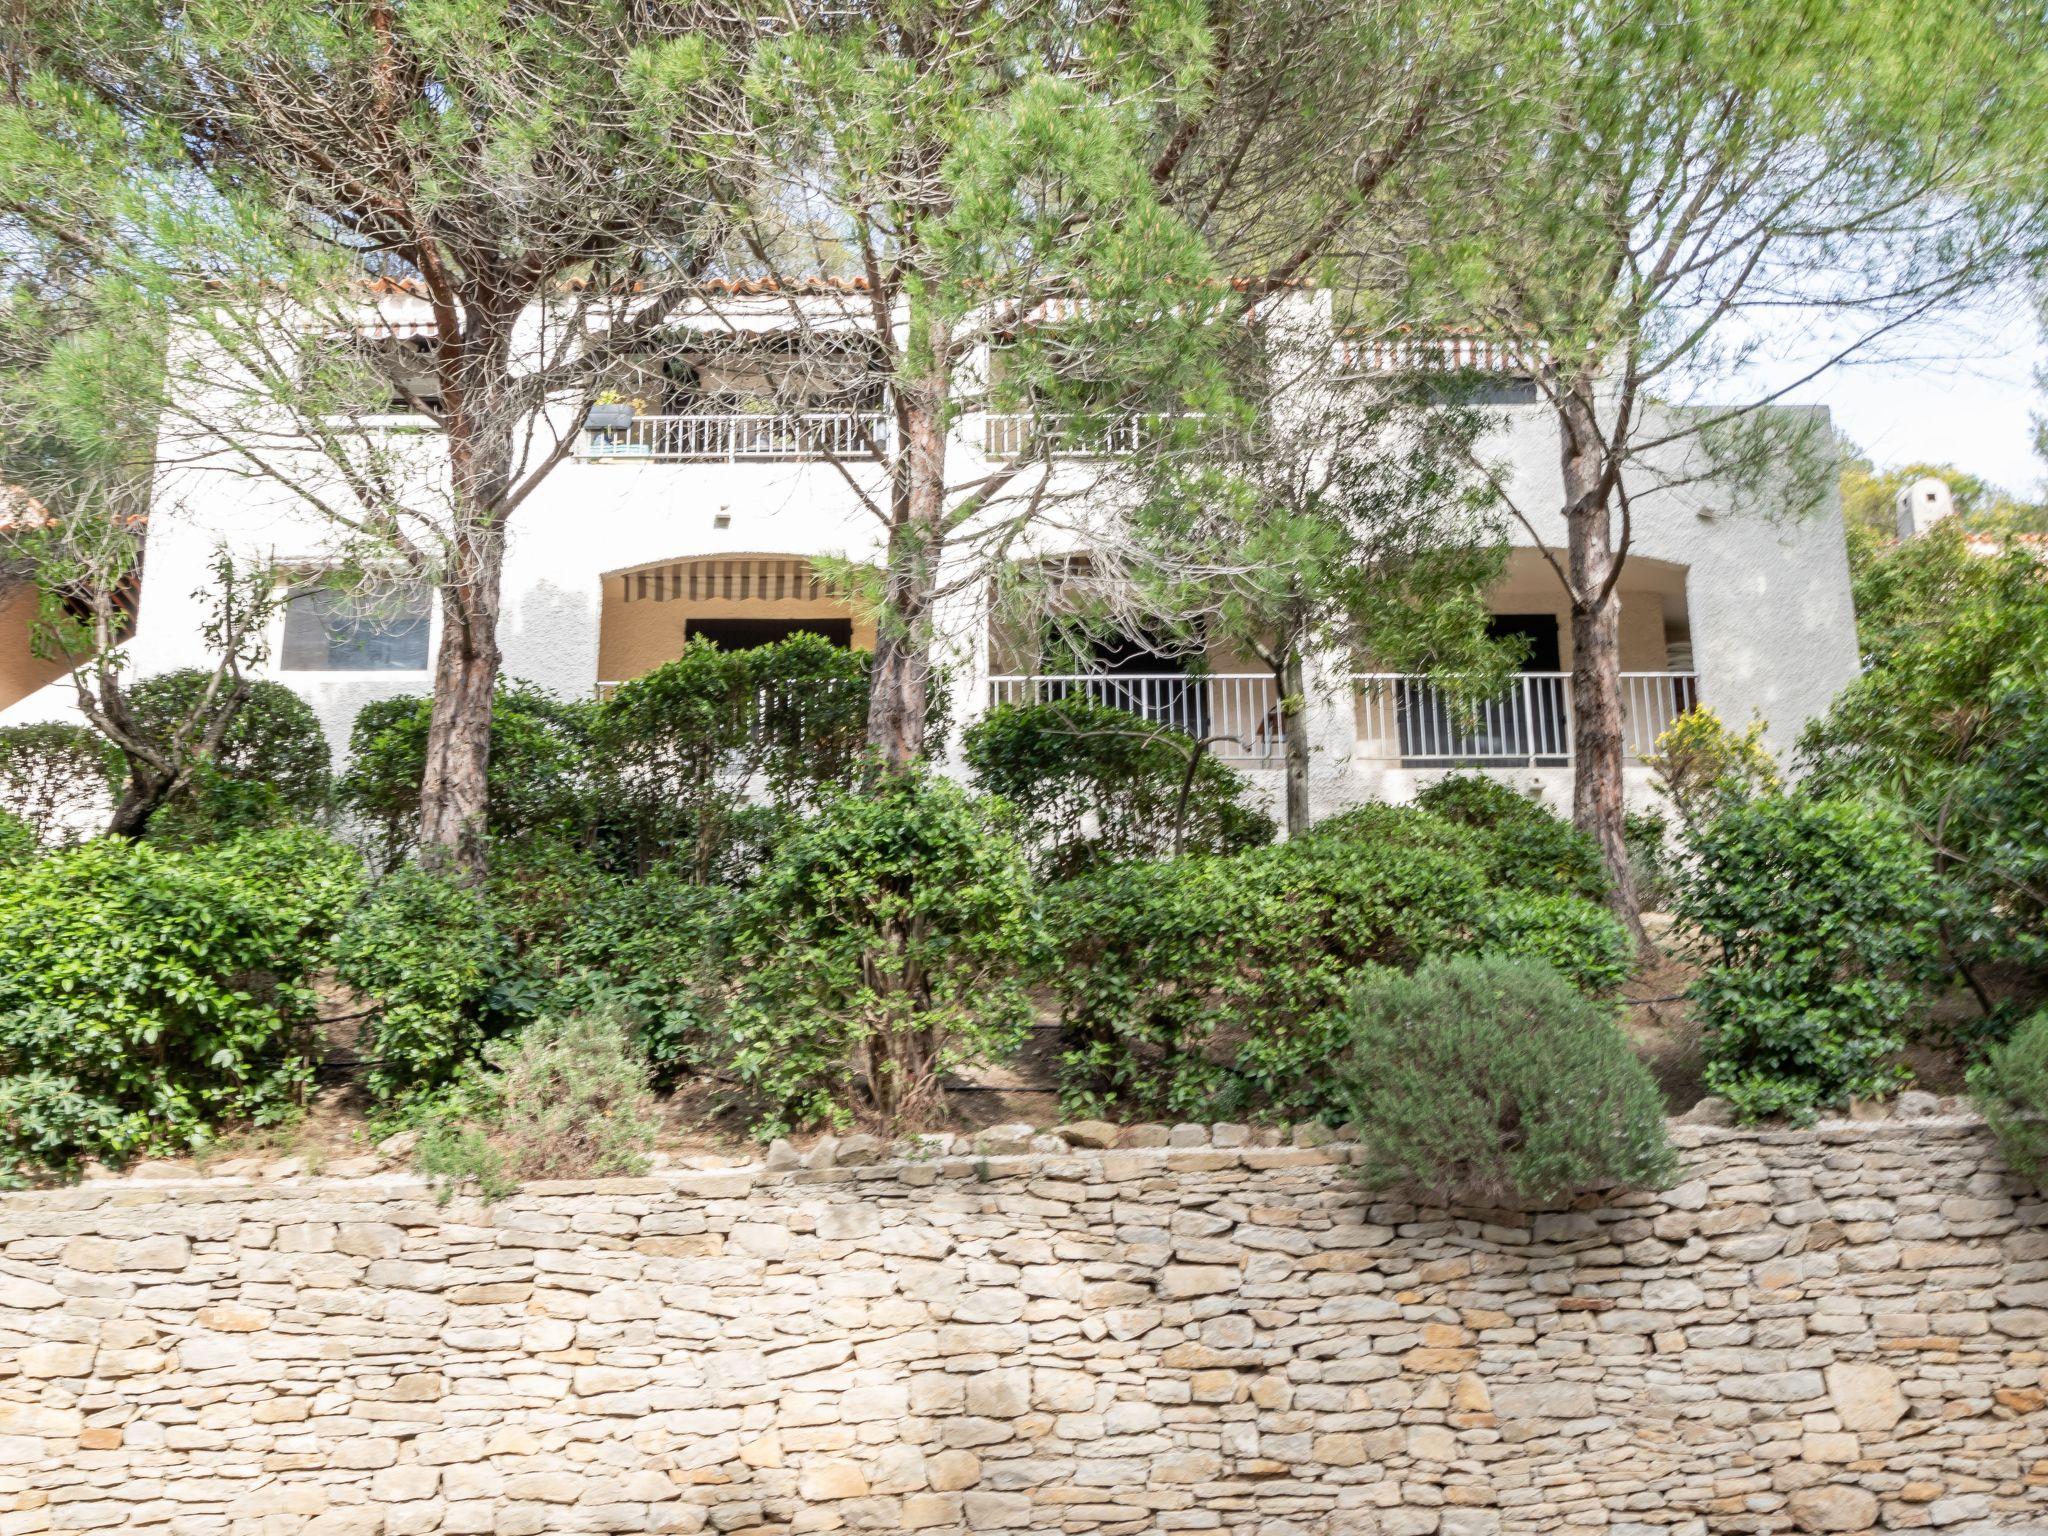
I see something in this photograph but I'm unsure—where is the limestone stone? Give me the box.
[1825,1362,1906,1431]
[1787,1485,1880,1532]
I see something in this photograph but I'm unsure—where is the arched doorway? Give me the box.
[596,554,875,687]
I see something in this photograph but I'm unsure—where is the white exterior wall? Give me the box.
[89,299,1861,819]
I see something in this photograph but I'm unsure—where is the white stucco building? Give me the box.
[1,282,1862,821]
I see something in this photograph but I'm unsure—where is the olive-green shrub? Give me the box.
[1334,953,1675,1206]
[0,829,363,1173]
[964,695,1274,878]
[409,1008,663,1200]
[722,773,1038,1136]
[1676,794,1940,1122]
[1968,1009,2048,1185]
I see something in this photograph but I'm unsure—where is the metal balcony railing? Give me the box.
[584,412,891,462]
[986,673,1283,762]
[1352,671,1698,766]
[979,413,1192,460]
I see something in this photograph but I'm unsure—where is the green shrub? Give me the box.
[0,808,34,867]
[723,773,1038,1135]
[965,696,1275,878]
[0,1072,132,1182]
[1047,835,1489,1121]
[480,843,734,1079]
[1414,774,1609,901]
[0,720,120,845]
[1676,795,1941,1122]
[1334,953,1676,1206]
[591,634,870,879]
[128,670,332,833]
[1969,1009,2048,1185]
[0,829,363,1172]
[331,865,522,1099]
[1476,891,1634,994]
[341,683,594,862]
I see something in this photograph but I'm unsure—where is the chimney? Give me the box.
[1894,476,1954,540]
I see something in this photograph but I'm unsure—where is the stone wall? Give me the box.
[2,1117,2044,1536]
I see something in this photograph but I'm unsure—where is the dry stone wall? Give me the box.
[1,1117,2045,1536]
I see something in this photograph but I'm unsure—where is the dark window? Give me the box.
[684,617,853,650]
[281,588,431,672]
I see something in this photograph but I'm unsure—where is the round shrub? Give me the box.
[0,720,120,845]
[722,773,1038,1135]
[965,696,1275,878]
[341,683,594,861]
[1415,774,1609,901]
[1047,835,1490,1121]
[1476,891,1635,994]
[1676,794,1940,1122]
[1334,953,1676,1206]
[128,669,333,823]
[0,828,364,1173]
[1968,1009,2048,1185]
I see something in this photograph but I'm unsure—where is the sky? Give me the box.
[1738,295,2047,500]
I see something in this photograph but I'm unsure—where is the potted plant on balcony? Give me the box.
[585,388,637,431]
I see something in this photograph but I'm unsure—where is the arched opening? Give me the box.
[596,554,875,687]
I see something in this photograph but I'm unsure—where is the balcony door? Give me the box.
[1397,612,1566,766]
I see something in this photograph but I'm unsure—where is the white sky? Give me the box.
[1733,295,2047,500]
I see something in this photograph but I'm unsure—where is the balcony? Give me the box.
[980,413,1191,460]
[1352,671,1697,766]
[987,673,1282,763]
[583,412,891,463]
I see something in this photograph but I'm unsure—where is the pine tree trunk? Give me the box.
[866,334,949,773]
[1560,380,1646,941]
[418,388,512,879]
[1280,650,1311,837]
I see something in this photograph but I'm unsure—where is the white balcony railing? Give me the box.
[980,413,1191,460]
[987,673,1283,762]
[1353,671,1698,766]
[584,412,890,463]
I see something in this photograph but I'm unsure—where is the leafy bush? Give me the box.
[341,683,595,862]
[965,695,1274,878]
[407,1008,663,1199]
[0,829,363,1172]
[1333,953,1675,1206]
[1804,539,2048,995]
[1476,890,1634,994]
[1648,707,1780,834]
[591,634,870,879]
[722,773,1038,1135]
[0,808,34,867]
[0,720,120,845]
[128,670,332,831]
[486,845,734,1079]
[1969,1009,2048,1185]
[330,865,522,1099]
[1414,774,1609,901]
[1676,795,1940,1122]
[1047,834,1489,1121]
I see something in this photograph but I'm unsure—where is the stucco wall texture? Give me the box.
[1,1116,2042,1536]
